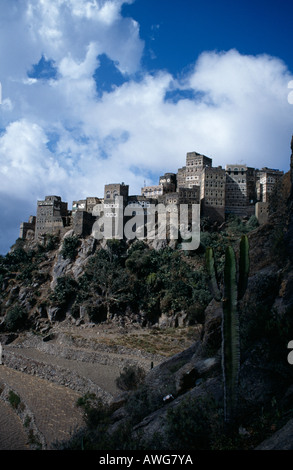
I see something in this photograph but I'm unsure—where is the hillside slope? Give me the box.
[1,144,293,450]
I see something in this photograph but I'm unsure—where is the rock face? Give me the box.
[50,234,96,289]
[256,419,293,450]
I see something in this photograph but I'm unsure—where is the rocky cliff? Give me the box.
[1,142,293,450]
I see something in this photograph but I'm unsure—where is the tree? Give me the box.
[82,249,133,320]
[4,305,28,332]
[61,236,80,261]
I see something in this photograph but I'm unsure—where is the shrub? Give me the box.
[125,385,164,425]
[61,236,80,260]
[4,248,34,268]
[50,276,78,307]
[45,234,60,251]
[247,215,259,229]
[165,395,221,450]
[8,390,21,409]
[76,393,110,429]
[116,365,146,391]
[5,305,28,331]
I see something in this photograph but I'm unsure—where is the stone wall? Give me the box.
[73,210,96,237]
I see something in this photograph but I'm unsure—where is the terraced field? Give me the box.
[0,322,197,450]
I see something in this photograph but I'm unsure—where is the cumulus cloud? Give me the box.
[0,1,293,254]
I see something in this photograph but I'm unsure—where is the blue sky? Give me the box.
[123,0,293,75]
[0,0,293,254]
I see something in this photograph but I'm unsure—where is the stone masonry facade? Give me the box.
[20,149,284,241]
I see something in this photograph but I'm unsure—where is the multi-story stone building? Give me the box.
[256,168,284,202]
[176,166,186,188]
[141,172,177,199]
[255,201,269,225]
[141,185,163,199]
[104,183,129,203]
[35,195,70,239]
[225,165,256,217]
[177,152,212,189]
[200,166,226,222]
[159,173,177,192]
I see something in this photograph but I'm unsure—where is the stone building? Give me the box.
[73,210,96,237]
[141,172,177,199]
[72,197,101,214]
[176,152,226,221]
[200,166,226,222]
[141,184,163,199]
[177,152,212,189]
[71,197,101,236]
[86,197,101,213]
[159,173,177,192]
[254,167,284,224]
[225,165,256,217]
[104,183,129,203]
[255,201,269,225]
[72,199,86,213]
[35,196,70,240]
[256,168,284,203]
[176,166,186,188]
[19,216,36,240]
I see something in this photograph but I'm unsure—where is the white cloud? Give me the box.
[59,42,99,79]
[0,120,67,198]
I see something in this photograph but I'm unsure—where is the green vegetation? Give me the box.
[165,395,222,450]
[104,326,197,357]
[8,390,21,409]
[115,365,146,391]
[44,234,60,251]
[57,240,213,326]
[0,214,260,334]
[4,304,28,331]
[61,235,80,260]
[50,276,78,308]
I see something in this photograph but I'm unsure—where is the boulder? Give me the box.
[47,306,62,322]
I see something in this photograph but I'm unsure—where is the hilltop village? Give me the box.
[19,150,284,242]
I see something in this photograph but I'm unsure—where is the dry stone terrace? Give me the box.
[0,323,168,450]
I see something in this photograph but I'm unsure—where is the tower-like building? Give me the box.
[225,165,256,216]
[200,166,226,221]
[177,152,212,189]
[256,168,283,203]
[35,195,69,239]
